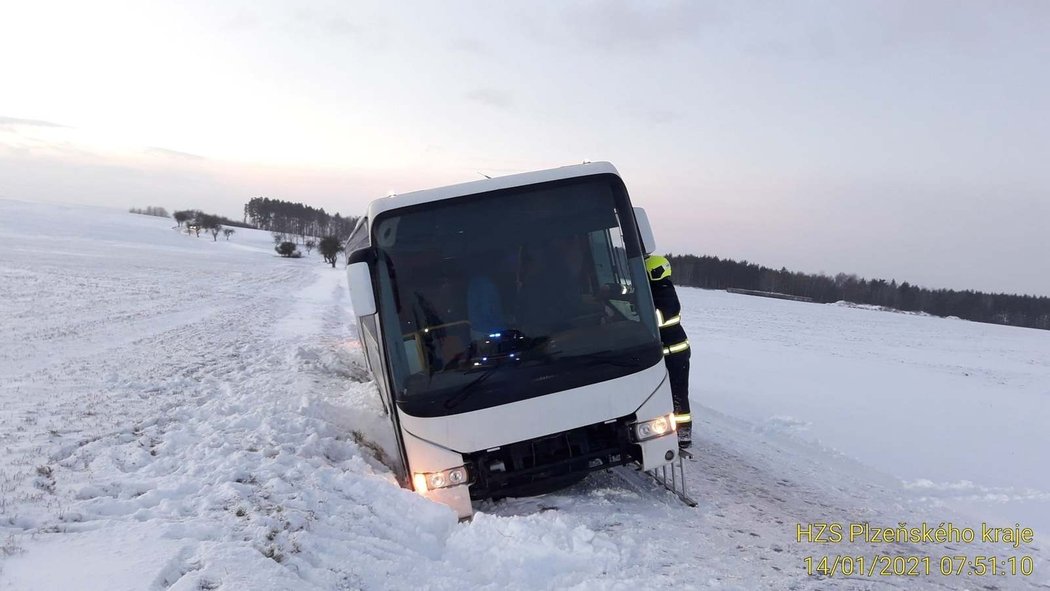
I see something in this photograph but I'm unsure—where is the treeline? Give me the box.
[176,209,256,230]
[244,197,358,243]
[130,206,169,217]
[667,254,1050,331]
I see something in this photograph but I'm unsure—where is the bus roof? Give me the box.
[365,161,620,221]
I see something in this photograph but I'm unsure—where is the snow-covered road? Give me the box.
[1,200,1047,590]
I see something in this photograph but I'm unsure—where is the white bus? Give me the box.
[345,162,680,519]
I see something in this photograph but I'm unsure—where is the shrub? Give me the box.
[275,241,300,258]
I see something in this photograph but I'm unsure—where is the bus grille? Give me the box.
[465,417,638,499]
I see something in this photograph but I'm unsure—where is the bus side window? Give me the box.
[589,229,616,287]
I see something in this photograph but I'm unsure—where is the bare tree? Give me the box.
[197,214,222,241]
[318,236,344,268]
[223,228,235,240]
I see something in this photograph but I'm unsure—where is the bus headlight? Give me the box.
[413,466,470,493]
[632,413,676,442]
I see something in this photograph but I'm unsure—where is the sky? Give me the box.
[2,0,1048,296]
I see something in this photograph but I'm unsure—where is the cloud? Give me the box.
[0,116,69,131]
[448,37,487,55]
[222,9,259,31]
[643,109,682,125]
[562,0,715,52]
[293,8,361,37]
[464,88,513,109]
[144,146,207,161]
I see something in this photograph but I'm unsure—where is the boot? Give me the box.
[677,423,692,449]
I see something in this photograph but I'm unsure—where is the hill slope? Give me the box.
[1,199,1047,590]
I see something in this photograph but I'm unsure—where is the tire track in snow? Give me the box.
[0,240,320,584]
[475,409,1048,590]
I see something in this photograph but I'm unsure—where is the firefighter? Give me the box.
[645,255,692,448]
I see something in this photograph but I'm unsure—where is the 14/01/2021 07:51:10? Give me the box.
[803,555,1035,577]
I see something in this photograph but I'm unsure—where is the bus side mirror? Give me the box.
[634,207,656,255]
[347,249,377,317]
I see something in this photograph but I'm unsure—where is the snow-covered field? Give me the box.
[1,199,1048,590]
[694,288,1050,539]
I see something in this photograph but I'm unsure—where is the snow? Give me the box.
[1,198,1048,590]
[830,300,932,316]
[693,290,1050,536]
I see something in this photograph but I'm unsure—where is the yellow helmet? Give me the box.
[645,255,671,281]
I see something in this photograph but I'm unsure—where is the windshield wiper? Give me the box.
[442,367,500,410]
[443,333,545,410]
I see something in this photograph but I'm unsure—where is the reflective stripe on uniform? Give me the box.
[662,340,690,355]
[673,413,691,424]
[659,314,681,328]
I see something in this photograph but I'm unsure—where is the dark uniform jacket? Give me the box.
[651,278,688,352]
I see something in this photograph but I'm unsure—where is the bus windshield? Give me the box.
[372,174,661,417]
